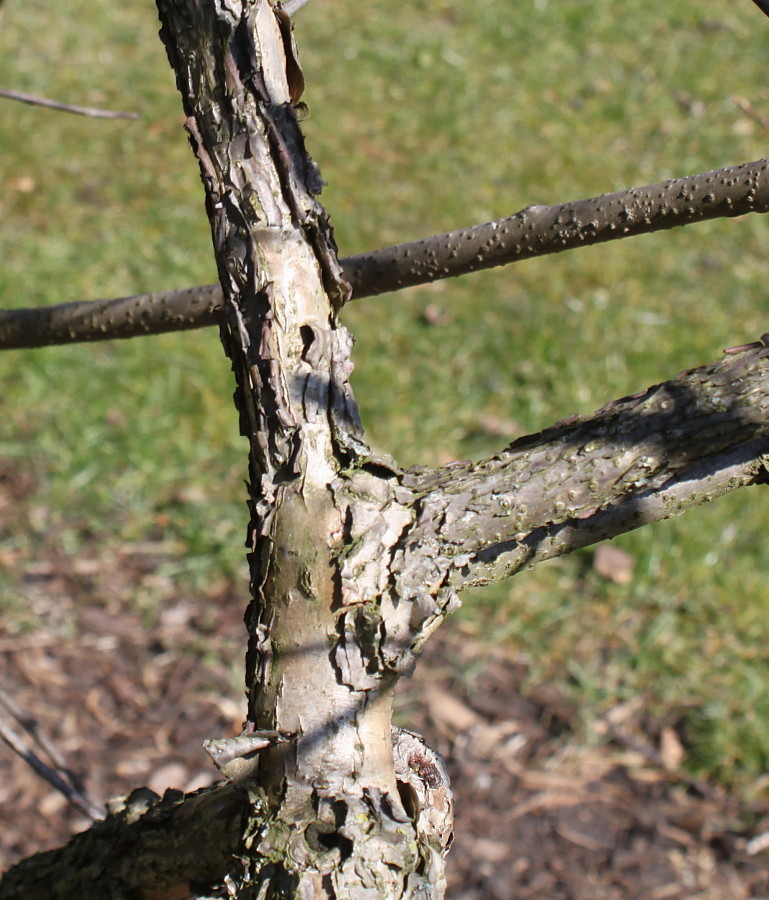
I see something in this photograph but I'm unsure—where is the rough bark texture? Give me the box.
[1,158,768,349]
[330,340,769,672]
[395,341,769,603]
[5,2,769,898]
[153,1,442,896]
[0,785,246,899]
[4,339,769,896]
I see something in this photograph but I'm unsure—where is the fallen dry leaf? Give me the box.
[425,685,482,735]
[660,726,686,770]
[594,543,635,584]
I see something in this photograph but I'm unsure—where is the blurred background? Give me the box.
[1,0,769,880]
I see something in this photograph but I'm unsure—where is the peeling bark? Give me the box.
[5,336,769,896]
[317,341,769,675]
[1,158,768,349]
[5,1,769,898]
[153,1,441,896]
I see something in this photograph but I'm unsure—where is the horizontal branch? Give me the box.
[343,157,769,296]
[0,283,224,349]
[1,158,768,350]
[390,339,769,607]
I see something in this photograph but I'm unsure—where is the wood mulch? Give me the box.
[0,460,767,897]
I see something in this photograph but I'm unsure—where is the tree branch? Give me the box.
[6,346,769,895]
[380,340,769,643]
[342,157,769,296]
[0,88,138,120]
[1,158,767,350]
[0,684,103,821]
[281,0,311,14]
[0,783,246,899]
[0,283,223,350]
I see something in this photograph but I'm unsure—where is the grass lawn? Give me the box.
[1,0,769,786]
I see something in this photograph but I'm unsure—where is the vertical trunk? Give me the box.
[156,1,445,895]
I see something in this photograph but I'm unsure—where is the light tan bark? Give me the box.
[154,1,444,895]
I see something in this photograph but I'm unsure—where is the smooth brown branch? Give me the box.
[0,88,138,120]
[0,284,222,350]
[378,341,769,660]
[1,158,768,350]
[343,158,769,296]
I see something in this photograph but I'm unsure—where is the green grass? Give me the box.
[2,0,769,785]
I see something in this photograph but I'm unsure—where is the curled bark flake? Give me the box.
[328,327,367,457]
[298,323,331,422]
[290,322,367,459]
[391,728,454,859]
[330,461,467,682]
[334,606,384,691]
[204,730,295,781]
[333,469,414,604]
[380,550,462,672]
[273,4,305,105]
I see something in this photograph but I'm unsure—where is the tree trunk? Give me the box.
[4,2,769,898]
[153,1,447,896]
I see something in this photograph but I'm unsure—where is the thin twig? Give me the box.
[0,88,138,120]
[0,684,72,773]
[0,687,104,820]
[734,95,769,131]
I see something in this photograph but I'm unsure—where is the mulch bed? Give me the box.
[0,463,767,898]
